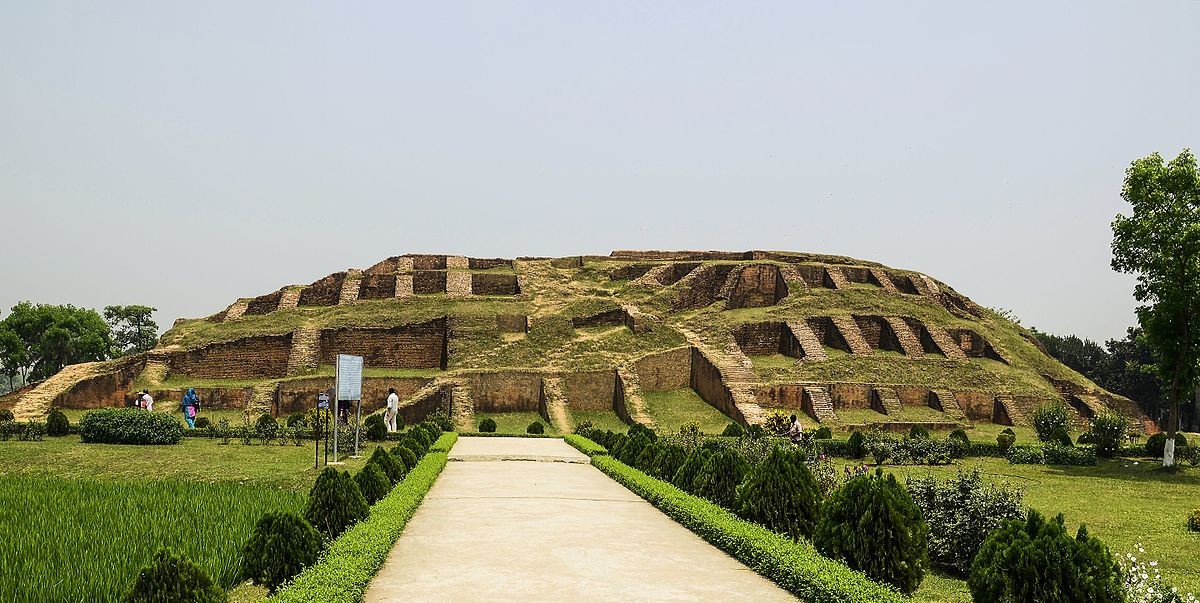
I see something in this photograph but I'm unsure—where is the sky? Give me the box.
[1,1,1198,342]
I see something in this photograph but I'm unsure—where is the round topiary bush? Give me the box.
[255,413,277,432]
[847,431,867,459]
[392,443,418,471]
[968,510,1122,602]
[1146,432,1190,458]
[46,409,69,437]
[672,449,711,494]
[693,448,750,509]
[812,426,833,440]
[304,467,369,540]
[241,512,323,593]
[948,428,970,445]
[909,425,930,440]
[286,412,307,428]
[79,408,184,445]
[526,421,545,434]
[996,432,1016,453]
[364,414,387,442]
[123,548,224,603]
[736,446,821,540]
[368,446,405,485]
[355,463,392,505]
[721,422,744,438]
[813,470,929,594]
[478,417,497,433]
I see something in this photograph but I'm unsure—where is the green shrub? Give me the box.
[746,424,766,439]
[255,413,277,432]
[736,446,820,540]
[241,512,322,593]
[368,446,405,485]
[1146,432,1190,458]
[1050,425,1073,447]
[814,470,929,594]
[354,464,392,506]
[672,449,711,494]
[194,417,210,429]
[1187,509,1200,532]
[909,425,930,440]
[617,432,652,466]
[79,408,184,445]
[392,444,418,471]
[1001,427,1015,435]
[418,421,441,442]
[948,428,970,446]
[693,448,750,510]
[526,421,545,434]
[425,411,453,432]
[721,422,744,438]
[478,418,497,433]
[1007,443,1097,467]
[364,415,386,442]
[123,548,224,603]
[563,434,607,457]
[905,469,1024,576]
[1032,402,1071,443]
[0,409,12,422]
[812,426,833,440]
[286,413,307,428]
[996,432,1015,453]
[404,431,430,456]
[634,442,661,473]
[847,431,866,459]
[46,409,69,436]
[651,444,688,481]
[304,468,369,540]
[969,510,1123,603]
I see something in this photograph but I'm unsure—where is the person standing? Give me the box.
[140,390,154,412]
[385,387,399,433]
[787,414,804,445]
[180,387,201,428]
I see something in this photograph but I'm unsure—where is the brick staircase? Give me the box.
[869,268,898,293]
[137,351,172,387]
[873,387,903,416]
[246,382,278,421]
[777,264,808,289]
[930,389,966,421]
[339,269,363,304]
[1071,394,1109,419]
[633,265,671,286]
[924,324,968,360]
[397,257,415,272]
[395,274,414,297]
[540,376,573,433]
[278,286,302,310]
[803,385,837,422]
[446,255,470,269]
[995,395,1026,426]
[824,266,850,289]
[885,317,924,357]
[616,366,653,426]
[447,378,476,432]
[286,326,321,376]
[11,362,106,420]
[915,275,941,299]
[830,316,873,355]
[785,321,828,361]
[679,328,768,425]
[446,271,472,297]
[224,299,249,321]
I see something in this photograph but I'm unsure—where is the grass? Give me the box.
[642,388,734,434]
[859,456,1200,600]
[471,412,556,435]
[0,476,303,601]
[569,410,630,433]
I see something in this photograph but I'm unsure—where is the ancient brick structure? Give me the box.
[675,264,739,309]
[338,269,363,304]
[471,273,520,295]
[446,271,472,297]
[244,290,283,316]
[725,265,788,308]
[495,314,529,333]
[299,273,347,307]
[358,274,397,299]
[317,318,448,370]
[634,348,691,391]
[411,271,447,294]
[946,329,1009,364]
[732,322,803,359]
[395,274,414,297]
[469,372,542,413]
[274,376,432,416]
[852,315,905,354]
[562,370,623,412]
[408,254,448,270]
[170,334,293,379]
[572,309,630,329]
[611,264,658,281]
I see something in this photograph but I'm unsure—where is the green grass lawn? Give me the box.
[642,388,734,434]
[472,411,555,435]
[857,457,1200,600]
[569,410,629,433]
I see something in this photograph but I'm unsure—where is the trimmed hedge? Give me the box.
[563,434,607,456]
[580,447,904,602]
[269,433,457,603]
[458,431,559,438]
[79,408,184,445]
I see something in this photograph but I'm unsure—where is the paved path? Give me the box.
[364,437,794,602]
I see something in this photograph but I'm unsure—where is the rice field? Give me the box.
[0,476,304,602]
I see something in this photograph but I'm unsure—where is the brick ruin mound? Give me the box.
[5,251,1142,434]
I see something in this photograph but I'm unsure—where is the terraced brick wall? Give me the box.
[145,386,253,411]
[299,273,347,307]
[675,264,738,309]
[274,376,432,416]
[411,270,447,294]
[53,357,147,409]
[469,372,542,412]
[170,334,294,379]
[471,273,520,295]
[358,274,397,299]
[689,347,742,422]
[562,370,620,411]
[634,348,691,391]
[805,317,853,353]
[853,315,904,353]
[468,257,514,270]
[317,318,448,369]
[727,265,788,308]
[829,383,873,409]
[244,291,283,316]
[732,322,803,358]
[610,264,658,281]
[408,255,447,270]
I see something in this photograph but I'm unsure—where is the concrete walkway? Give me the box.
[364,437,794,602]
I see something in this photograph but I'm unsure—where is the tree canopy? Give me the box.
[104,305,159,356]
[0,302,113,383]
[1111,148,1200,466]
[1032,327,1166,422]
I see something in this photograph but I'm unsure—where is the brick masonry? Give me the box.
[804,317,853,354]
[468,372,542,413]
[674,264,738,310]
[824,266,851,289]
[561,370,621,412]
[831,316,873,355]
[244,290,283,316]
[446,271,472,297]
[446,255,470,270]
[299,272,347,307]
[395,274,414,297]
[922,323,968,360]
[853,315,904,354]
[495,314,529,333]
[278,287,302,309]
[872,387,903,415]
[274,376,432,416]
[411,271,447,294]
[725,265,788,308]
[869,268,898,292]
[634,347,691,391]
[317,318,448,369]
[946,329,1009,364]
[572,309,629,329]
[883,317,924,357]
[224,300,249,321]
[358,274,397,299]
[471,273,520,296]
[785,321,827,361]
[339,269,363,304]
[286,326,321,376]
[169,334,293,380]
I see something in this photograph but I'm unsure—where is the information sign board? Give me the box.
[336,354,363,401]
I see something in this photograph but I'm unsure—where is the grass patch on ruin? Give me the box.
[641,388,733,434]
[569,410,629,433]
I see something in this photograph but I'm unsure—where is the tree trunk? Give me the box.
[1164,368,1182,468]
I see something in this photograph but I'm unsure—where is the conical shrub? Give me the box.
[736,446,821,540]
[123,549,224,603]
[672,449,711,493]
[355,463,392,505]
[241,512,322,593]
[368,446,405,485]
[392,444,418,471]
[304,467,369,540]
[693,448,749,509]
[651,444,688,481]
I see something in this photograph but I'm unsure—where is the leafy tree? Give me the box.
[1111,149,1200,466]
[2,302,112,381]
[103,305,158,356]
[0,324,28,393]
[1032,326,1167,422]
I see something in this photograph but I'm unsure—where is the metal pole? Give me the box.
[354,399,362,457]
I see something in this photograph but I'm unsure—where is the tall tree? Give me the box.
[1,302,112,382]
[0,324,28,393]
[1032,326,1166,421]
[104,305,159,356]
[1111,149,1200,467]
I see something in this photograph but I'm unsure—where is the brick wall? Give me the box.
[274,376,431,416]
[829,383,873,409]
[954,391,995,421]
[145,386,253,411]
[689,347,742,422]
[299,273,347,307]
[805,317,853,353]
[469,372,543,412]
[675,264,738,309]
[365,257,399,275]
[407,255,447,270]
[888,273,921,295]
[853,315,903,353]
[610,264,658,280]
[610,250,752,261]
[170,334,293,379]
[562,370,619,411]
[946,329,1008,363]
[317,318,448,369]
[727,265,788,308]
[901,318,944,355]
[572,309,628,329]
[358,274,397,299]
[753,384,805,411]
[53,356,147,409]
[411,271,447,294]
[495,314,529,333]
[634,348,691,391]
[471,273,521,295]
[244,290,282,316]
[468,257,514,270]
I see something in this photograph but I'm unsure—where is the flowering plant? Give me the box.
[1120,544,1197,603]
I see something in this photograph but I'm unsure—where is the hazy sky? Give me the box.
[2,2,1198,342]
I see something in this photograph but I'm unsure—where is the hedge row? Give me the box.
[563,434,607,457]
[570,438,904,603]
[267,432,457,603]
[458,431,559,439]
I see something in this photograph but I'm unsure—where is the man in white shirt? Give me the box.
[140,390,154,411]
[385,388,399,433]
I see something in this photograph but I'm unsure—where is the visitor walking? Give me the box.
[385,387,399,433]
[139,390,154,411]
[787,414,804,445]
[181,387,201,428]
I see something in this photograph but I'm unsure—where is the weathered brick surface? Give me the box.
[468,372,542,412]
[853,315,904,354]
[634,348,691,391]
[946,329,1009,364]
[921,323,968,359]
[869,268,898,292]
[358,274,397,299]
[929,389,967,421]
[495,314,529,333]
[732,322,803,359]
[883,316,924,357]
[562,370,620,411]
[689,347,743,422]
[785,321,827,361]
[286,326,321,376]
[224,300,249,320]
[53,358,146,410]
[338,269,363,304]
[953,391,997,421]
[572,309,628,329]
[274,376,432,416]
[318,318,448,369]
[468,257,514,270]
[299,272,346,307]
[674,264,738,309]
[146,386,253,411]
[794,265,832,289]
[888,273,921,295]
[611,250,751,261]
[830,383,873,409]
[446,255,470,269]
[471,273,520,295]
[407,254,447,270]
[805,317,853,354]
[726,265,788,308]
[611,263,659,281]
[831,316,873,355]
[615,366,649,425]
[365,257,400,275]
[803,385,837,422]
[244,290,283,316]
[396,257,415,272]
[170,334,293,379]
[278,287,302,309]
[410,270,446,294]
[872,387,903,415]
[395,274,414,297]
[446,271,471,297]
[550,256,583,269]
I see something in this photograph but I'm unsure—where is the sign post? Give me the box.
[316,392,329,469]
[334,353,363,464]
